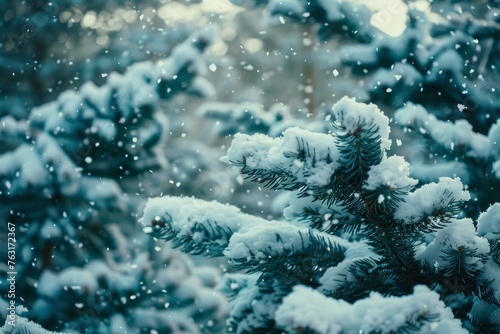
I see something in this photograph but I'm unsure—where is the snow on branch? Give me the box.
[142,196,266,256]
[332,96,391,151]
[275,285,467,334]
[27,27,217,173]
[395,103,497,160]
[144,97,500,332]
[394,177,470,227]
[221,127,340,195]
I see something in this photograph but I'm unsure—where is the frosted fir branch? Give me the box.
[30,27,216,128]
[340,19,426,70]
[226,224,349,286]
[142,196,356,276]
[224,276,290,333]
[0,129,125,212]
[275,285,467,334]
[31,242,228,333]
[220,97,394,202]
[416,218,496,304]
[141,196,267,257]
[409,162,470,184]
[319,242,383,300]
[416,218,489,272]
[476,203,500,265]
[283,194,358,234]
[198,102,276,136]
[0,131,78,197]
[221,127,340,196]
[332,96,392,152]
[367,63,424,107]
[218,274,258,301]
[494,161,500,179]
[359,156,417,217]
[395,103,499,160]
[363,156,418,191]
[328,98,393,208]
[477,203,500,242]
[394,177,470,227]
[479,259,500,305]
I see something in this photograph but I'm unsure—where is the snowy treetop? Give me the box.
[333,96,392,151]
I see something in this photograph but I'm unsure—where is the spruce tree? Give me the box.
[144,97,499,333]
[0,28,228,333]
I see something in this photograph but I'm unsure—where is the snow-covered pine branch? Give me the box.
[395,102,500,219]
[395,103,498,161]
[0,27,230,333]
[275,285,466,334]
[28,27,217,175]
[144,97,500,332]
[29,236,228,333]
[340,5,499,132]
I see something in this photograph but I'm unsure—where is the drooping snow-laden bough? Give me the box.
[144,97,499,333]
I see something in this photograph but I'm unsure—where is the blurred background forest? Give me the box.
[0,0,499,333]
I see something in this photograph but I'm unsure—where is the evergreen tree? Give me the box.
[144,97,499,333]
[0,0,210,119]
[0,28,228,333]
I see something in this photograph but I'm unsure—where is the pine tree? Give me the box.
[0,28,228,333]
[144,97,499,333]
[0,0,200,119]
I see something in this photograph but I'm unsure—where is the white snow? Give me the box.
[37,271,60,299]
[480,260,500,303]
[1,315,61,334]
[59,267,99,295]
[141,196,267,244]
[80,177,122,203]
[225,220,350,261]
[332,97,392,150]
[416,218,490,271]
[221,127,341,188]
[115,62,160,119]
[0,145,48,193]
[369,63,423,91]
[275,285,466,334]
[364,155,417,190]
[409,162,469,184]
[488,120,500,160]
[394,177,470,225]
[395,103,491,159]
[494,160,500,179]
[427,49,464,80]
[477,203,500,240]
[319,241,380,293]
